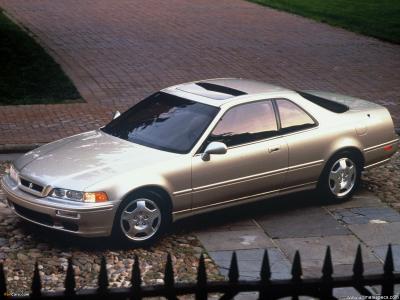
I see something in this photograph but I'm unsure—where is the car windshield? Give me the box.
[101,92,219,153]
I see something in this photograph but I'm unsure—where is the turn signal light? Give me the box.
[83,192,109,203]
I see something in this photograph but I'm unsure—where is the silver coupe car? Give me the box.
[1,78,398,246]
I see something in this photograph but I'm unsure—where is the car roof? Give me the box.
[162,78,292,107]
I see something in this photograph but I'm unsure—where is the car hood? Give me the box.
[14,130,180,191]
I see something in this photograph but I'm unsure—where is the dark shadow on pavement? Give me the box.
[172,190,327,233]
[16,189,331,250]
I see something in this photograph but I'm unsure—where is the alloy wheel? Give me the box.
[328,157,357,198]
[120,198,161,241]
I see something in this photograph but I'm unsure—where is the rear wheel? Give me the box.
[113,191,170,247]
[318,151,362,201]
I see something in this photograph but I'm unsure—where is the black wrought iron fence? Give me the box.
[1,244,399,299]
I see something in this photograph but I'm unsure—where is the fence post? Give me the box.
[382,244,394,296]
[195,253,207,300]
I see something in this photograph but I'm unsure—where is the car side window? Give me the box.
[276,99,315,133]
[206,100,278,147]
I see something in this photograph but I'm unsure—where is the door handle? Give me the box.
[268,145,280,153]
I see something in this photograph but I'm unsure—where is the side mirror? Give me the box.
[201,141,227,161]
[113,111,121,120]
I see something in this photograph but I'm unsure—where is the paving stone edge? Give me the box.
[0,144,42,154]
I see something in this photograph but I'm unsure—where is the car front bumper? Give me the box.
[0,175,117,237]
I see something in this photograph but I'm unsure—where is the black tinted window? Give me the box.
[102,92,219,153]
[276,99,315,133]
[208,100,278,147]
[298,91,349,113]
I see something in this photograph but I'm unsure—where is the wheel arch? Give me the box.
[318,145,365,186]
[327,146,365,169]
[119,185,173,214]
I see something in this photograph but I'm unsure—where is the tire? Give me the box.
[112,190,171,247]
[317,151,362,202]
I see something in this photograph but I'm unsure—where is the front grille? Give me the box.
[13,203,54,226]
[20,178,44,194]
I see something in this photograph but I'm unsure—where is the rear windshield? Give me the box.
[298,91,349,113]
[102,92,219,153]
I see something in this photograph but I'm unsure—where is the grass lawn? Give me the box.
[0,10,81,105]
[250,0,400,44]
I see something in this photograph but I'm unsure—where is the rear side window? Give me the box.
[298,91,349,113]
[207,100,278,147]
[276,99,315,133]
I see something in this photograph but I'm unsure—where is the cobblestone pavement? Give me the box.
[363,151,400,210]
[0,162,222,294]
[0,0,399,146]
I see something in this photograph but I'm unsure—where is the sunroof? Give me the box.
[195,82,247,97]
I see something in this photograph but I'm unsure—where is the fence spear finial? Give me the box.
[260,249,271,283]
[31,261,42,298]
[131,254,142,287]
[130,254,142,300]
[164,253,177,300]
[322,246,333,279]
[64,258,76,296]
[353,245,364,280]
[384,244,394,275]
[291,251,302,281]
[98,256,109,294]
[228,251,239,283]
[382,244,395,296]
[197,253,207,285]
[196,253,207,300]
[0,263,6,298]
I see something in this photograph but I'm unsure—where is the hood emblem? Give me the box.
[29,182,33,189]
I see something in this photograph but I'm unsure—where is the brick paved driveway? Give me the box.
[0,0,399,146]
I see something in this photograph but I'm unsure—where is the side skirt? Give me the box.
[172,181,317,221]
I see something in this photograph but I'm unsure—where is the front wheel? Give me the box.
[318,152,361,202]
[112,191,170,247]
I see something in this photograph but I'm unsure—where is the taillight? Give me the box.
[383,145,393,151]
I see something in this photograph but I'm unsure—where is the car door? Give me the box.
[191,99,288,209]
[274,98,322,188]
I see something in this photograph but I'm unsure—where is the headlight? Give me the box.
[8,164,19,184]
[51,188,108,203]
[51,188,84,201]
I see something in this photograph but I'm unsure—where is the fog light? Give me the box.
[55,210,80,219]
